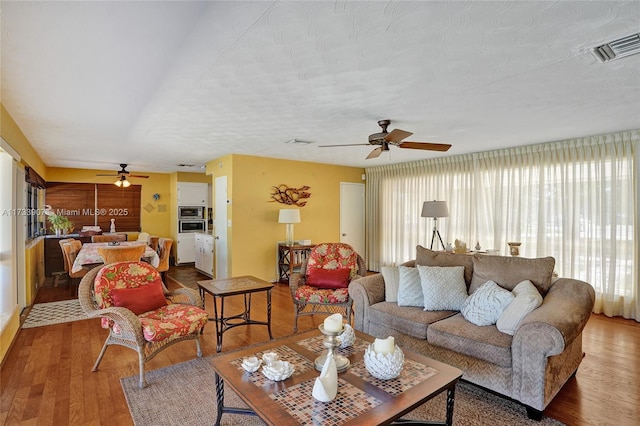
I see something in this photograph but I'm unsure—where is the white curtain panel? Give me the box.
[366,130,639,321]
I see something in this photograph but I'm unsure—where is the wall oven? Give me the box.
[178,206,205,220]
[179,220,206,233]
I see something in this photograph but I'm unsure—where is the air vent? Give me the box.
[593,33,640,63]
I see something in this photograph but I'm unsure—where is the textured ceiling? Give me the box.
[1,1,639,174]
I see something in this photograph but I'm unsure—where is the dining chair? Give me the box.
[289,242,366,332]
[55,238,75,287]
[92,234,127,243]
[97,244,147,264]
[61,240,89,296]
[156,238,173,280]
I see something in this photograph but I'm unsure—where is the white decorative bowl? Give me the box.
[262,360,295,381]
[241,356,262,373]
[262,352,279,366]
[337,324,356,348]
[364,344,405,380]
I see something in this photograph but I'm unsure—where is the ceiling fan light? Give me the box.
[122,178,131,188]
[114,179,122,187]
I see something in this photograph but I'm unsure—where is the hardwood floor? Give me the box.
[2,266,639,425]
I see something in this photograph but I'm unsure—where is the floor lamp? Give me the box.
[421,201,449,250]
[278,208,301,245]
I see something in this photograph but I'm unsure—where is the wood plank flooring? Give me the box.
[2,266,639,425]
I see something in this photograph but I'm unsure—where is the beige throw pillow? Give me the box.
[496,280,543,335]
[417,265,468,311]
[461,281,514,326]
[381,266,400,303]
[397,266,423,307]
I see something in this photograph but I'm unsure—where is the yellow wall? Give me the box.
[207,154,364,281]
[25,237,45,304]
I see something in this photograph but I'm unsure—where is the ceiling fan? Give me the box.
[96,164,149,187]
[320,119,452,159]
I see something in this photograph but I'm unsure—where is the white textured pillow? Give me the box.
[417,265,468,311]
[397,266,423,307]
[381,266,400,303]
[497,280,543,335]
[461,281,514,326]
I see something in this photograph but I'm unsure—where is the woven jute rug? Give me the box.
[121,357,564,426]
[22,299,89,328]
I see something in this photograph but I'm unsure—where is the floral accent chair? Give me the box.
[289,243,366,332]
[78,261,208,388]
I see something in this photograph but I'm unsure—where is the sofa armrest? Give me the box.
[348,273,386,333]
[514,278,595,355]
[511,278,595,408]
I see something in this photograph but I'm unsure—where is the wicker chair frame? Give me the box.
[289,249,366,333]
[78,263,205,388]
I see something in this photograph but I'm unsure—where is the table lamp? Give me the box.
[278,209,301,245]
[421,201,449,250]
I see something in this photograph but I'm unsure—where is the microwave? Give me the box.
[179,206,204,220]
[179,220,206,233]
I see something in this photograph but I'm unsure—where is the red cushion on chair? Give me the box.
[306,268,350,289]
[111,281,167,315]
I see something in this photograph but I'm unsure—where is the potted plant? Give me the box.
[47,214,74,236]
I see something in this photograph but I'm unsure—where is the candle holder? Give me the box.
[315,325,350,373]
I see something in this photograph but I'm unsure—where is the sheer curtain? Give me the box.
[365,130,639,321]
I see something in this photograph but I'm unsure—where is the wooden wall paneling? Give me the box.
[45,182,96,232]
[96,184,141,232]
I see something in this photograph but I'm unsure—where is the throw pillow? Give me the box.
[396,266,423,307]
[469,254,555,296]
[415,245,474,286]
[111,281,167,315]
[461,280,515,326]
[306,268,350,289]
[381,266,400,303]
[497,280,543,335]
[417,265,468,311]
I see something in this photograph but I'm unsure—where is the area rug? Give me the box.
[121,357,564,426]
[22,299,89,328]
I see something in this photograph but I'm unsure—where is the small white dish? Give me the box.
[262,360,295,381]
[262,352,279,366]
[337,324,356,348]
[241,356,262,373]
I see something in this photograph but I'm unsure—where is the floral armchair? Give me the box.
[78,261,208,388]
[289,243,366,332]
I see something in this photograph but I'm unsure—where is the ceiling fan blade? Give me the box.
[129,174,149,178]
[399,141,452,152]
[96,173,120,177]
[319,143,370,148]
[366,147,383,159]
[385,129,413,143]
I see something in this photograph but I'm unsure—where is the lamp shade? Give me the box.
[421,201,449,218]
[278,209,301,224]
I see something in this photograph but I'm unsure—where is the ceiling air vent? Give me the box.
[593,33,640,63]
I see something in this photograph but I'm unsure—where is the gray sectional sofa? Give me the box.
[349,246,595,419]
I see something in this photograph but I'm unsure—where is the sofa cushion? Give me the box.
[427,313,513,368]
[469,254,555,296]
[397,266,423,307]
[497,280,543,335]
[381,266,400,303]
[369,301,457,339]
[417,265,468,311]
[416,245,474,287]
[461,281,514,326]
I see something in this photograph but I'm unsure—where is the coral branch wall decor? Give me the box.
[269,184,311,207]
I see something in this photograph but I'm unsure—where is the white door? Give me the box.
[340,182,365,258]
[214,176,228,279]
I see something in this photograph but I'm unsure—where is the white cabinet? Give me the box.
[195,233,214,277]
[178,182,208,206]
[176,232,195,264]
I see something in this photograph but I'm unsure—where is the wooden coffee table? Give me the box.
[210,328,463,426]
[197,276,274,352]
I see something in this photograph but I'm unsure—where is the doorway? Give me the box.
[339,182,365,258]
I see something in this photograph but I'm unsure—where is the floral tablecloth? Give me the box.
[71,241,159,273]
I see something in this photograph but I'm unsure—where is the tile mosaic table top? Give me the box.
[211,328,463,425]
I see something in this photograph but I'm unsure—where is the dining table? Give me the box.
[71,241,160,273]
